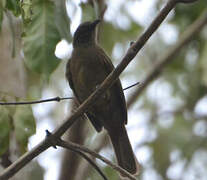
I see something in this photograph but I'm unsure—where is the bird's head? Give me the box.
[73,19,101,48]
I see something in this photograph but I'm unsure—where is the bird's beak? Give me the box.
[91,19,101,28]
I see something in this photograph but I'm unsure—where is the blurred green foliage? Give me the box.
[14,106,36,153]
[0,104,36,156]
[20,0,33,24]
[201,42,207,86]
[81,2,96,22]
[23,0,61,78]
[100,21,141,55]
[55,0,71,42]
[0,107,12,156]
[0,0,4,30]
[172,1,207,31]
[0,0,207,180]
[6,0,21,16]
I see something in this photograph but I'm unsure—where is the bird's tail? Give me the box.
[108,126,140,177]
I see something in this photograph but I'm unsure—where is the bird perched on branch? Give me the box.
[66,19,139,176]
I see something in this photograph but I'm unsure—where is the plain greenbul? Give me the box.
[66,19,139,176]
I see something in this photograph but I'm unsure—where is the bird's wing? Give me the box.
[66,59,75,93]
[97,47,128,124]
[66,58,103,132]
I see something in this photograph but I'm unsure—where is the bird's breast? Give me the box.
[70,56,109,103]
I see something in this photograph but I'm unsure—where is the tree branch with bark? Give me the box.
[0,0,202,179]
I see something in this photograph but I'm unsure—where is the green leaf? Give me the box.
[1,0,6,7]
[20,0,33,24]
[200,42,207,86]
[14,105,36,153]
[0,8,3,31]
[6,0,21,16]
[0,0,6,31]
[0,107,12,156]
[54,0,71,42]
[81,1,105,22]
[172,3,206,31]
[90,165,118,180]
[81,3,96,22]
[100,22,141,55]
[103,166,119,179]
[23,0,61,77]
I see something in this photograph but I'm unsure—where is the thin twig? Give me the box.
[0,1,194,179]
[57,139,137,180]
[127,10,207,109]
[62,144,108,180]
[76,132,109,180]
[123,82,140,91]
[0,82,139,105]
[0,97,74,105]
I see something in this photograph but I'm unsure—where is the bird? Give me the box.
[66,19,139,176]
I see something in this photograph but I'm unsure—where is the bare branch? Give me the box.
[127,10,207,109]
[57,139,137,180]
[61,143,108,180]
[123,82,140,91]
[76,132,109,180]
[0,97,74,105]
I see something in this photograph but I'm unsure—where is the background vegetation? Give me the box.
[0,0,206,180]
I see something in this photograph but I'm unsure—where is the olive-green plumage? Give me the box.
[66,20,139,175]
